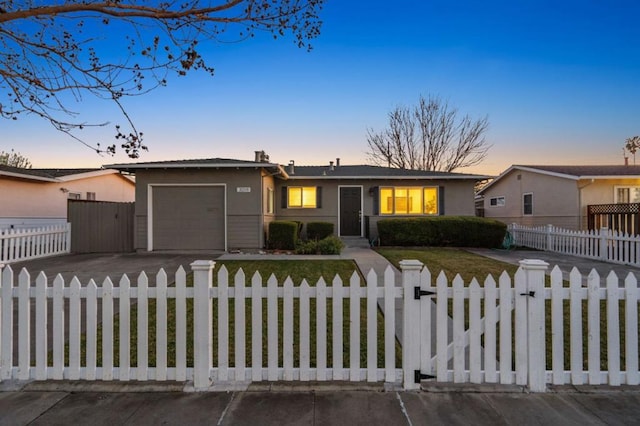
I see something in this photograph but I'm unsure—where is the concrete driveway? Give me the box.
[4,252,222,285]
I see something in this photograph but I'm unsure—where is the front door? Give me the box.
[339,187,362,236]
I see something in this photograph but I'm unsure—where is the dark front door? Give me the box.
[340,187,362,236]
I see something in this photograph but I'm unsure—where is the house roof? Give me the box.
[286,164,489,180]
[477,164,640,195]
[105,158,489,180]
[104,157,286,174]
[0,164,129,183]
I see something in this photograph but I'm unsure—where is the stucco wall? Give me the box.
[0,173,134,228]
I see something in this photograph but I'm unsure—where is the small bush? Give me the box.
[295,240,318,254]
[317,235,344,254]
[268,221,299,250]
[307,222,334,240]
[377,216,506,248]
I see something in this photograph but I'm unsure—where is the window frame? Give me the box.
[86,192,96,201]
[614,185,640,204]
[523,192,533,216]
[266,187,274,214]
[379,186,439,216]
[287,186,318,209]
[489,196,505,207]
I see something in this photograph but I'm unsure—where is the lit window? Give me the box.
[379,187,439,215]
[288,187,317,208]
[615,186,640,203]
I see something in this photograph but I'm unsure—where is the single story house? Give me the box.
[477,164,640,231]
[0,165,135,229]
[107,151,488,252]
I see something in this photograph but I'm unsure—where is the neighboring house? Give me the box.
[0,165,135,229]
[478,164,640,231]
[107,151,488,252]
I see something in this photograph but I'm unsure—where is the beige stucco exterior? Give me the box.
[482,168,640,230]
[0,171,135,228]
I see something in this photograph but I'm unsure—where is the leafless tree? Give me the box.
[366,95,491,172]
[0,0,323,157]
[0,149,31,168]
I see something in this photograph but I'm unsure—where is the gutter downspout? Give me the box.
[578,179,595,230]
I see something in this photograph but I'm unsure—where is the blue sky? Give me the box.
[3,0,640,175]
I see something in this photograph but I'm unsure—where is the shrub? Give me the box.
[268,221,299,250]
[317,235,344,254]
[377,216,506,248]
[307,222,334,240]
[295,239,318,254]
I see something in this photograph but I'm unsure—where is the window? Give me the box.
[523,193,533,215]
[489,196,505,207]
[68,192,81,200]
[615,186,640,203]
[287,186,317,208]
[266,188,274,214]
[380,186,438,215]
[86,192,96,201]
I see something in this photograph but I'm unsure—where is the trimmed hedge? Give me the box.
[268,221,299,250]
[377,216,507,248]
[306,221,334,240]
[295,235,344,255]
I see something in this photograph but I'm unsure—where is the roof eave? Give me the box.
[286,174,491,180]
[0,170,58,182]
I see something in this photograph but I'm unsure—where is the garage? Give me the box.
[151,185,225,251]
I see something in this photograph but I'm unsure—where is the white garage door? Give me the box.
[152,186,225,250]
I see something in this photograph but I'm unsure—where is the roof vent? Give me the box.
[254,150,269,163]
[288,160,295,175]
[336,158,340,167]
[329,161,334,171]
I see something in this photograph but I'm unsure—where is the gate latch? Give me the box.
[414,287,436,300]
[519,291,536,298]
[414,370,436,383]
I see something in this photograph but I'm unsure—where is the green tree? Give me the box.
[0,1,323,157]
[0,149,32,168]
[366,95,491,172]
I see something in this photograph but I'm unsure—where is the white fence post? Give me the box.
[191,260,215,390]
[599,227,609,261]
[519,259,549,392]
[400,259,424,390]
[546,224,553,251]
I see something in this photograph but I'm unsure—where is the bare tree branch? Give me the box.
[0,0,324,157]
[366,95,491,172]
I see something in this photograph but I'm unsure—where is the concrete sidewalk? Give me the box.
[1,381,640,425]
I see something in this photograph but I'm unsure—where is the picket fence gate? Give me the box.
[0,224,71,264]
[509,223,640,267]
[0,259,638,392]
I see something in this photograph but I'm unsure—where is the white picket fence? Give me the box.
[0,259,638,392]
[0,224,71,263]
[509,223,640,267]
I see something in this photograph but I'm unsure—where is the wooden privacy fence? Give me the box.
[0,224,70,264]
[68,200,134,253]
[509,223,640,267]
[0,259,638,392]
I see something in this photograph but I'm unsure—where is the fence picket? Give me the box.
[102,278,114,380]
[18,269,30,380]
[35,272,47,380]
[0,224,71,263]
[332,275,344,379]
[349,272,360,382]
[137,272,149,381]
[251,272,263,382]
[569,269,583,385]
[514,268,527,386]
[606,272,620,386]
[300,280,310,381]
[316,277,327,381]
[86,280,97,381]
[267,274,279,381]
[625,274,639,385]
[51,274,65,380]
[550,267,564,385]
[469,279,481,383]
[119,275,131,381]
[217,266,229,381]
[0,266,11,380]
[175,267,186,381]
[384,267,396,382]
[436,271,448,381]
[483,275,497,383]
[234,269,246,382]
[366,269,377,382]
[587,270,601,385]
[452,276,465,383]
[283,277,294,381]
[156,270,168,381]
[68,277,80,380]
[498,272,512,385]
